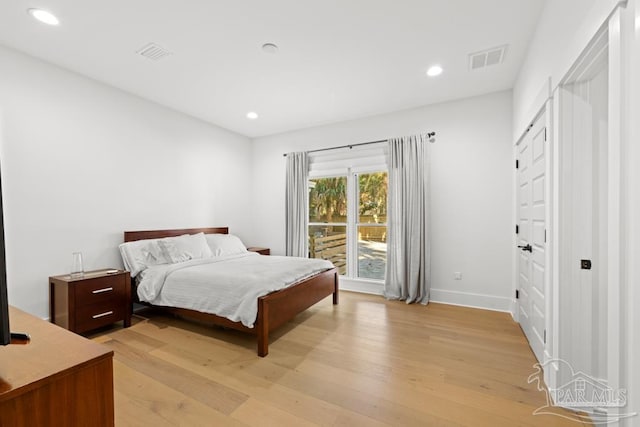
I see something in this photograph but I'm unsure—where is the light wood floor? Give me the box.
[92,292,591,426]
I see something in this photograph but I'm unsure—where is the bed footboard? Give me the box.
[256,267,339,357]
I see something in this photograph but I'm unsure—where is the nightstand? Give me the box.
[49,269,131,334]
[247,247,270,255]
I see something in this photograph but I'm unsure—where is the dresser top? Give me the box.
[0,306,113,401]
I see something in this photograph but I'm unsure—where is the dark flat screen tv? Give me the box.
[0,164,10,346]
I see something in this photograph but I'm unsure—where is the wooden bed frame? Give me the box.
[123,227,339,357]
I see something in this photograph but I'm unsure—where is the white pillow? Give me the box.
[118,239,169,278]
[205,233,248,256]
[158,233,213,263]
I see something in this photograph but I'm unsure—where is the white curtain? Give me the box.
[285,152,309,257]
[384,134,431,304]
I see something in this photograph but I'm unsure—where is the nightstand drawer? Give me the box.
[76,300,126,333]
[75,275,126,304]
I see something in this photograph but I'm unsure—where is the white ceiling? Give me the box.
[0,1,545,138]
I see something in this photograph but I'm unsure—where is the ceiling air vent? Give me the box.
[469,45,507,70]
[136,42,172,61]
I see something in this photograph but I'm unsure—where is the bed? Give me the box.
[122,227,338,356]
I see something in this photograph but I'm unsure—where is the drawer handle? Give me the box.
[92,287,113,294]
[92,311,113,319]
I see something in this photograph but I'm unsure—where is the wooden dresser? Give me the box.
[0,306,114,426]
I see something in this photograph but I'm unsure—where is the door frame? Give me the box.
[605,7,624,413]
[557,24,609,395]
[626,0,640,422]
[553,9,625,415]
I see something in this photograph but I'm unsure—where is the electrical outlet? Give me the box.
[454,272,462,280]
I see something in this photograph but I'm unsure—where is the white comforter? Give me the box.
[136,253,334,328]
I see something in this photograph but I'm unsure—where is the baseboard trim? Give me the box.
[429,288,512,313]
[340,282,512,313]
[339,278,384,296]
[510,298,518,320]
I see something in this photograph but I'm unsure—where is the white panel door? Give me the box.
[517,113,546,363]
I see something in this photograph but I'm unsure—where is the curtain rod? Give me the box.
[282,132,435,157]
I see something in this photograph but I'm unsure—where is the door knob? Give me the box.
[518,244,533,253]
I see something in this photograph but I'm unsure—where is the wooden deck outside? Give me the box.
[310,233,347,274]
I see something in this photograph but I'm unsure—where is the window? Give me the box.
[357,172,387,280]
[309,176,348,274]
[309,170,387,281]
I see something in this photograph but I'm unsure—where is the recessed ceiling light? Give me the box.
[261,43,278,54]
[426,65,443,77]
[247,112,258,120]
[28,8,60,26]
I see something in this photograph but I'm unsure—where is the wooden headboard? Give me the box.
[124,227,229,242]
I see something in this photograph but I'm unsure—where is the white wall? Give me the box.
[513,0,621,139]
[251,91,513,311]
[0,45,253,319]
